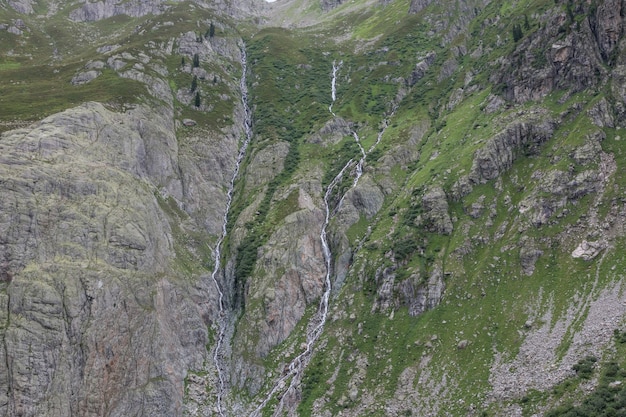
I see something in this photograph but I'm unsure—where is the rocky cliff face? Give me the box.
[0,102,209,416]
[0,3,249,413]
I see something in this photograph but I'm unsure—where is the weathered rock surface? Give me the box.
[408,0,433,14]
[0,100,239,416]
[407,51,436,87]
[7,0,35,14]
[452,117,556,199]
[0,107,170,414]
[243,141,290,191]
[69,0,170,22]
[231,186,326,394]
[470,118,556,185]
[373,262,444,317]
[71,70,101,85]
[308,117,353,146]
[4,1,626,416]
[591,0,625,61]
[519,238,543,275]
[492,3,617,104]
[571,239,606,261]
[421,186,453,235]
[320,0,344,11]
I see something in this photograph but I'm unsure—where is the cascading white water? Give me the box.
[249,58,368,417]
[329,60,341,116]
[249,157,354,417]
[210,43,253,417]
[249,58,397,417]
[352,131,366,187]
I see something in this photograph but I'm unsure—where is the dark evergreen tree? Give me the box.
[192,53,200,68]
[194,91,201,107]
[512,24,523,42]
[181,56,185,67]
[209,22,215,38]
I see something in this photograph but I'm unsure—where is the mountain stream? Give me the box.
[249,59,393,416]
[209,43,253,417]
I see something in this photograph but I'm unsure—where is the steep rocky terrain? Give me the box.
[2,0,626,416]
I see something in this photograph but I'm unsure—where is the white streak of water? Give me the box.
[328,60,341,116]
[249,58,396,417]
[211,43,253,417]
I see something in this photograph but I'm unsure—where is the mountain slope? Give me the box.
[2,0,626,416]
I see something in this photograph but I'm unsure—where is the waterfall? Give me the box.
[249,59,358,417]
[210,42,253,417]
[329,60,341,116]
[248,58,396,417]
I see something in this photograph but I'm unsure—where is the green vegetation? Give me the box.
[250,0,626,414]
[573,356,599,380]
[545,333,626,417]
[227,28,337,307]
[3,0,626,415]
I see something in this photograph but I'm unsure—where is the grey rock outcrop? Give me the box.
[243,141,290,191]
[408,0,433,14]
[451,118,556,200]
[0,103,218,416]
[71,70,101,85]
[374,264,445,316]
[452,117,555,199]
[320,0,344,11]
[422,187,453,235]
[571,240,606,261]
[69,0,169,22]
[470,118,555,184]
[572,132,604,165]
[230,187,326,393]
[492,2,622,104]
[308,117,353,146]
[590,0,625,61]
[407,52,436,87]
[7,25,23,35]
[333,176,385,287]
[408,265,445,316]
[519,238,543,276]
[588,97,615,127]
[517,167,603,227]
[7,0,35,14]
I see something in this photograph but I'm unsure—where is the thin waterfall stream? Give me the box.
[210,43,253,417]
[249,59,394,417]
[329,60,340,116]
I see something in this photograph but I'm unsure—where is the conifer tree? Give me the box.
[512,24,523,42]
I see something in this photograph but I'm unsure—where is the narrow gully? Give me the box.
[210,43,253,417]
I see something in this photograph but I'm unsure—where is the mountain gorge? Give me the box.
[2,0,626,416]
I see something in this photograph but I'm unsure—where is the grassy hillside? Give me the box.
[235,0,626,415]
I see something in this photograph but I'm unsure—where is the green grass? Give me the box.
[0,65,147,124]
[285,1,626,412]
